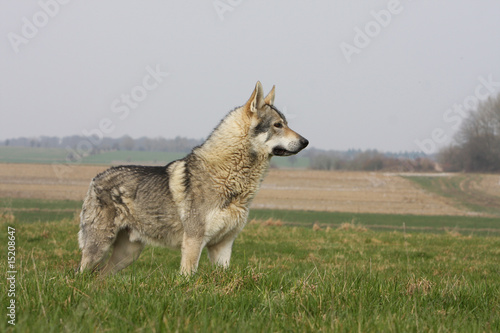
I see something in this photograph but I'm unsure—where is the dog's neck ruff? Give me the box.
[192,107,270,203]
[196,108,268,166]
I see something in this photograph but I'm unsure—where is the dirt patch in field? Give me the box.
[477,175,500,198]
[253,170,468,216]
[456,174,500,214]
[0,163,107,201]
[402,173,500,216]
[0,163,480,216]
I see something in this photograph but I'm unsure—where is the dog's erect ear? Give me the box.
[246,81,265,114]
[264,85,275,106]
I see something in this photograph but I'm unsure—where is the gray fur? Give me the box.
[77,82,308,276]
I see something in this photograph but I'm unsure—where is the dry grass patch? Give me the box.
[248,218,284,227]
[0,209,15,223]
[406,276,434,296]
[337,220,368,232]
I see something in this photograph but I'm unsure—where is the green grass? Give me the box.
[0,198,81,211]
[0,147,186,165]
[2,197,499,234]
[1,215,499,332]
[0,198,82,223]
[0,147,68,164]
[249,209,500,235]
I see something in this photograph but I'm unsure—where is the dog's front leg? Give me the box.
[180,233,205,275]
[207,233,237,268]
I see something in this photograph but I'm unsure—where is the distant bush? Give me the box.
[308,149,435,172]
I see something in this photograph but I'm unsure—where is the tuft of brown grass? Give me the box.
[0,209,15,224]
[406,277,433,296]
[337,219,367,232]
[312,222,322,231]
[444,228,463,238]
[264,218,283,227]
[248,218,284,227]
[213,270,264,295]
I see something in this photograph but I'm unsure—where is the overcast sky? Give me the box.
[1,0,500,153]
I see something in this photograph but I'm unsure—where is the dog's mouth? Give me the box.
[272,147,294,156]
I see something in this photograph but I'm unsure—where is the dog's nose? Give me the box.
[300,137,309,148]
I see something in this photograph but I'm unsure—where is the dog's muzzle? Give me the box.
[272,137,309,156]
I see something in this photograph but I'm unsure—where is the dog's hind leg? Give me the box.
[101,229,145,275]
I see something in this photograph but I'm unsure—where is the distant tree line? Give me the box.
[305,149,435,172]
[2,135,203,154]
[438,93,500,172]
[3,135,438,171]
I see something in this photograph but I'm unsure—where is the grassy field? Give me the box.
[1,198,500,332]
[2,198,499,235]
[2,197,500,236]
[0,198,82,223]
[0,146,185,165]
[1,160,499,331]
[250,209,500,235]
[0,147,69,164]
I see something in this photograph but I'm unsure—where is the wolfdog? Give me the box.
[78,82,308,275]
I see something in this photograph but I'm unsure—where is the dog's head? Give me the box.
[245,82,309,157]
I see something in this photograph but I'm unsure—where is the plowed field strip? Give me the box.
[404,174,500,216]
[0,163,494,216]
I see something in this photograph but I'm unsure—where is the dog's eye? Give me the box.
[274,122,283,129]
